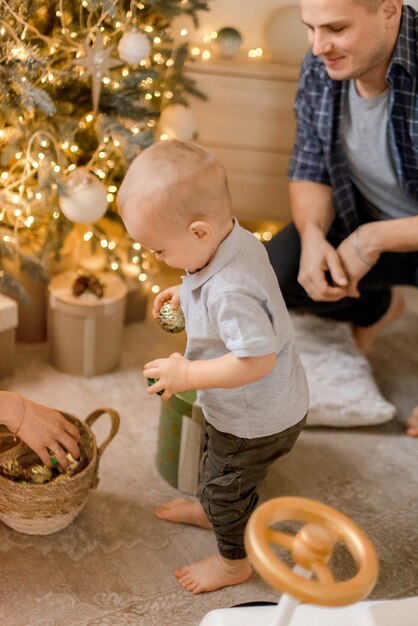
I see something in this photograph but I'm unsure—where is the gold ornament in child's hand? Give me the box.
[157,302,185,333]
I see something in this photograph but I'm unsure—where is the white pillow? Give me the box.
[290,313,396,427]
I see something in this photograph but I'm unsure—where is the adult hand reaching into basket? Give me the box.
[0,391,81,470]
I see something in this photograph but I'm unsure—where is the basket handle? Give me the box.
[85,408,120,459]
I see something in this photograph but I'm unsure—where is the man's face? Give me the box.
[300,0,395,83]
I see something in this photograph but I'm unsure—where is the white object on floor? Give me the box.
[290,314,396,427]
[200,596,418,626]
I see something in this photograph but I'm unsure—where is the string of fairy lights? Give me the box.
[0,1,276,302]
[0,0,206,298]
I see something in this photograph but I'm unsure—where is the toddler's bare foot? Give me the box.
[154,498,212,529]
[353,289,405,354]
[406,406,418,437]
[174,554,252,594]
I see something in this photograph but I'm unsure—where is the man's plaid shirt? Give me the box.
[288,4,418,237]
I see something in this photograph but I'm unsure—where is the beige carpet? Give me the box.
[0,293,417,625]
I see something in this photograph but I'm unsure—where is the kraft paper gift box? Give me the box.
[0,295,18,378]
[156,389,204,496]
[48,272,127,376]
[3,241,73,344]
[5,263,49,343]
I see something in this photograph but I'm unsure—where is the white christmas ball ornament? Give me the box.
[265,6,309,66]
[158,104,198,141]
[59,167,108,224]
[118,30,151,65]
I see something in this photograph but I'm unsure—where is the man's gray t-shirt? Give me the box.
[341,80,418,220]
[180,219,309,439]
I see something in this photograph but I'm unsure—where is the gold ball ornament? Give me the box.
[26,464,53,484]
[54,473,71,482]
[158,302,185,333]
[59,167,108,224]
[118,29,151,65]
[1,459,24,479]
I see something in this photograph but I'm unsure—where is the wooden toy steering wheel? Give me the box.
[244,496,378,607]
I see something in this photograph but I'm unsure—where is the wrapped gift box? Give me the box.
[48,272,127,376]
[0,295,18,378]
[1,258,49,343]
[3,241,74,343]
[15,273,49,343]
[156,389,204,495]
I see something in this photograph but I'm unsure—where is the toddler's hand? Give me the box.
[152,285,181,319]
[143,352,190,399]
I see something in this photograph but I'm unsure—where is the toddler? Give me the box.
[117,140,309,594]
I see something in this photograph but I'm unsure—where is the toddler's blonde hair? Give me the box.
[117,139,232,227]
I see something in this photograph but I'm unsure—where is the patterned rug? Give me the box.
[0,299,417,625]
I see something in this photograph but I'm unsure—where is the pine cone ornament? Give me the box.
[72,274,90,296]
[88,274,104,298]
[72,273,104,298]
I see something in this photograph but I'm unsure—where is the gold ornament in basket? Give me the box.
[0,408,119,535]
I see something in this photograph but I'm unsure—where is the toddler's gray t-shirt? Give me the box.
[180,219,309,439]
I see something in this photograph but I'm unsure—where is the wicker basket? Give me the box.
[0,408,119,535]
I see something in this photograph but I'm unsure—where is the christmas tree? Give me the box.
[0,0,208,302]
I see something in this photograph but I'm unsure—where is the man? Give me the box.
[266,0,418,435]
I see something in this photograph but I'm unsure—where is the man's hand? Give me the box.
[298,227,349,301]
[144,352,190,400]
[336,229,379,297]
